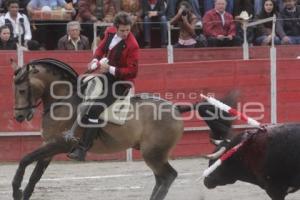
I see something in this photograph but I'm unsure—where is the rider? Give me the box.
[67,11,139,161]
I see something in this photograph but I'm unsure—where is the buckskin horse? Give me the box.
[11,58,189,200]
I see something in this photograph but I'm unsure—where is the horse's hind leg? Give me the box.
[22,158,52,200]
[143,150,178,200]
[12,142,69,200]
[149,162,177,200]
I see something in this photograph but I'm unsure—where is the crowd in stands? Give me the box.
[0,0,300,50]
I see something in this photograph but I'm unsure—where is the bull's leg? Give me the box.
[22,158,52,200]
[12,142,69,200]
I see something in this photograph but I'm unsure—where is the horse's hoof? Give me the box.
[13,189,23,200]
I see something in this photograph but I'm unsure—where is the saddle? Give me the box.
[83,75,133,125]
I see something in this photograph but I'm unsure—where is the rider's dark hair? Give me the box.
[6,0,20,8]
[113,12,132,28]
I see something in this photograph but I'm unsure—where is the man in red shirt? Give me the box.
[203,0,241,47]
[67,12,139,161]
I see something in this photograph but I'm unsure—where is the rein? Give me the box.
[14,64,95,114]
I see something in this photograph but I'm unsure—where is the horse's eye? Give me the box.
[19,89,26,95]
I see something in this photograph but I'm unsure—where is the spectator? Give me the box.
[0,0,4,13]
[77,0,103,22]
[276,0,300,44]
[233,0,254,17]
[0,25,17,50]
[103,0,121,23]
[57,21,90,50]
[77,0,103,45]
[255,0,281,45]
[234,1,255,45]
[166,0,202,21]
[142,0,168,48]
[170,1,198,48]
[26,0,74,16]
[0,0,32,46]
[203,0,241,47]
[120,0,142,37]
[254,0,284,15]
[19,0,31,14]
[204,0,234,14]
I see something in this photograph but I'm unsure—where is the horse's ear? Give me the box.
[29,65,39,74]
[10,58,20,72]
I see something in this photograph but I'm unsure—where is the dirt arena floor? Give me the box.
[1,158,300,200]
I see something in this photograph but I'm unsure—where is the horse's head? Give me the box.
[12,59,44,122]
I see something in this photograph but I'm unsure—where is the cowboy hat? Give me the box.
[238,11,252,20]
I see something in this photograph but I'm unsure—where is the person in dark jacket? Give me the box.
[57,21,90,50]
[0,25,16,50]
[255,0,281,45]
[142,0,168,48]
[276,0,300,44]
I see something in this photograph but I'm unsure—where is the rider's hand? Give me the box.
[99,57,109,66]
[88,58,99,71]
[99,58,110,73]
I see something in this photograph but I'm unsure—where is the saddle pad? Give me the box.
[83,75,133,125]
[99,88,133,125]
[83,75,103,101]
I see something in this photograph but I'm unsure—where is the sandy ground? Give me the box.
[0,158,300,200]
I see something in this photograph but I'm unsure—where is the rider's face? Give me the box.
[116,25,131,40]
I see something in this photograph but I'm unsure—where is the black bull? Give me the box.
[197,98,300,200]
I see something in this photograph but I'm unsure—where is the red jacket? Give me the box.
[94,26,139,82]
[203,9,236,37]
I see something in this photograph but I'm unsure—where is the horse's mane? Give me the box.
[27,58,79,84]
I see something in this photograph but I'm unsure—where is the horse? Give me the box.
[11,58,187,200]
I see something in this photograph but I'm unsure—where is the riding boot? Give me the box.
[67,127,99,161]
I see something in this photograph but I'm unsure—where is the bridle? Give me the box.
[14,64,42,111]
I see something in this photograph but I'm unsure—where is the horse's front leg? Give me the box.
[22,158,52,200]
[12,142,69,200]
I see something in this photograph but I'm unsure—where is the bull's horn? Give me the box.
[210,139,223,145]
[205,147,226,160]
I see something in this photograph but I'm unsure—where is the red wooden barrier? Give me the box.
[1,50,300,161]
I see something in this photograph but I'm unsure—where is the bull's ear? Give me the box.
[210,139,223,146]
[10,58,20,72]
[223,90,240,109]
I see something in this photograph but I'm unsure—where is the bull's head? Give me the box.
[197,90,241,188]
[203,138,242,189]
